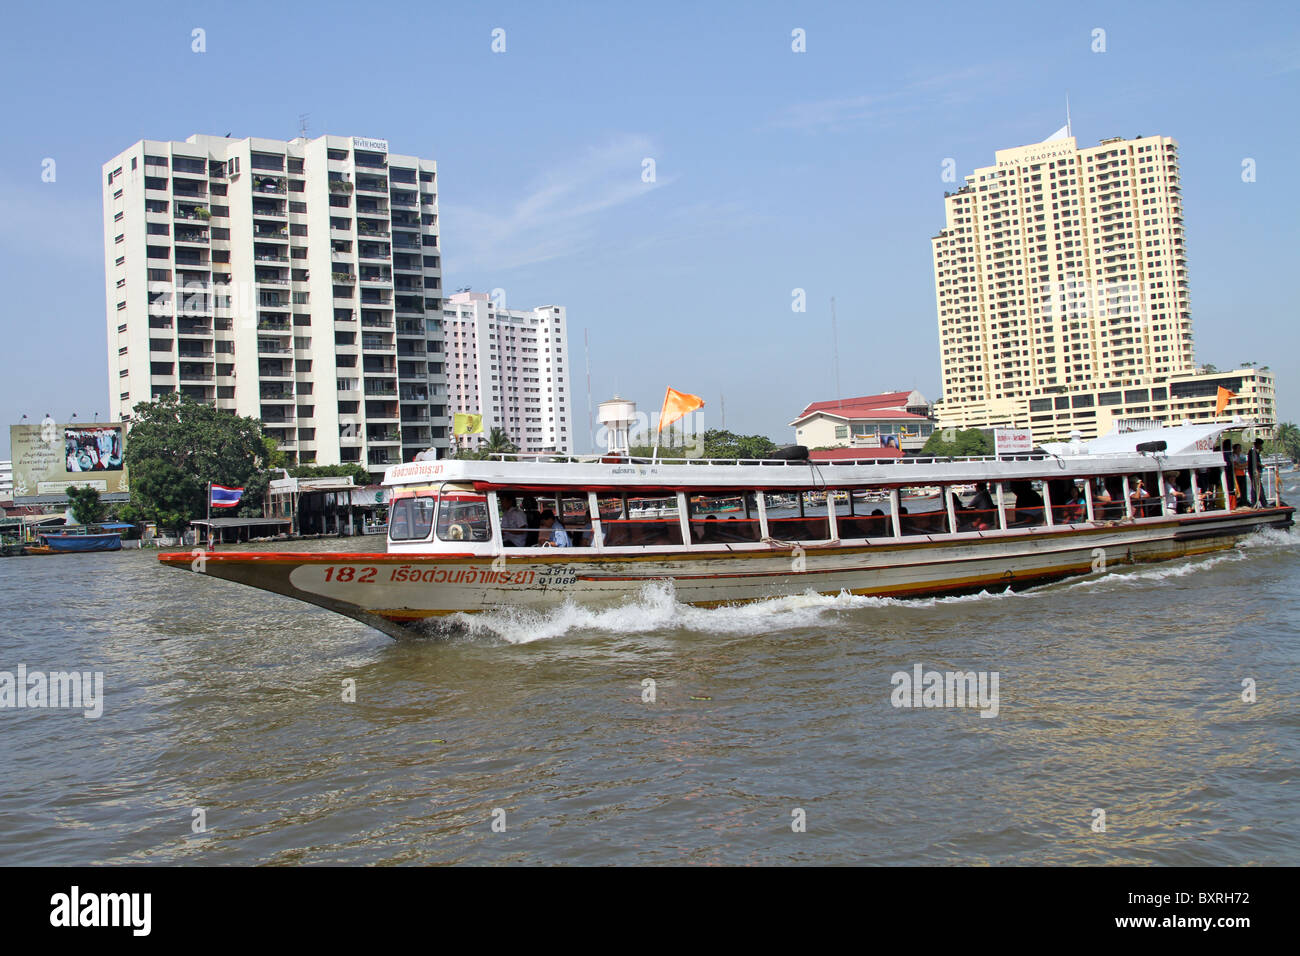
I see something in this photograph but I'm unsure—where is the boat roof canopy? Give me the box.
[1044,422,1228,458]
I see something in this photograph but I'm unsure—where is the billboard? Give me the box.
[9,420,130,504]
[995,427,1034,456]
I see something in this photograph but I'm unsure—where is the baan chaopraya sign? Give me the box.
[9,420,130,504]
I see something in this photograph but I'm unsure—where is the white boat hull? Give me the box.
[160,507,1292,638]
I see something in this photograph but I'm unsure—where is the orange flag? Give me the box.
[1215,386,1237,416]
[658,387,705,433]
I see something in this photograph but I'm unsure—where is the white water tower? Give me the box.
[598,397,636,456]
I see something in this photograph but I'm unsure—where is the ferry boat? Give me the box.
[158,423,1292,640]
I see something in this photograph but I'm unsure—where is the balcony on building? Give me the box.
[177,318,213,337]
[253,175,287,195]
[250,244,287,264]
[258,315,292,333]
[252,200,287,218]
[357,220,390,240]
[394,295,423,316]
[355,175,388,195]
[401,425,433,445]
[253,222,288,242]
[174,202,213,223]
[174,226,209,245]
[258,360,293,379]
[178,362,214,382]
[259,383,294,402]
[172,180,208,200]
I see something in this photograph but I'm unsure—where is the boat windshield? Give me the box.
[389,495,437,541]
[436,494,492,543]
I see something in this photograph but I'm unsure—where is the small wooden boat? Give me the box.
[27,531,122,554]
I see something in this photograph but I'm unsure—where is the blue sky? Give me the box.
[1,0,1297,456]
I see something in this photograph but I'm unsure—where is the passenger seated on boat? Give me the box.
[1048,479,1084,523]
[1009,481,1045,527]
[693,514,719,543]
[538,510,572,547]
[961,482,996,531]
[522,496,541,546]
[499,493,528,547]
[839,510,888,539]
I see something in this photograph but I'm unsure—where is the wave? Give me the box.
[415,526,1298,644]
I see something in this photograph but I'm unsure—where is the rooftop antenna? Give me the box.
[720,392,726,430]
[831,296,843,408]
[1066,94,1072,138]
[584,328,594,454]
[299,113,309,138]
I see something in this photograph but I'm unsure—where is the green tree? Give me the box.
[65,486,105,526]
[921,427,995,457]
[1266,422,1300,463]
[124,393,274,528]
[482,427,518,456]
[701,429,778,460]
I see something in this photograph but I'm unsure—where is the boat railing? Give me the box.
[479,452,1053,467]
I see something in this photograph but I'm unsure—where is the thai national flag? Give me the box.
[210,485,244,508]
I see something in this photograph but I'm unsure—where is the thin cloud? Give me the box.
[769,67,993,132]
[444,135,672,273]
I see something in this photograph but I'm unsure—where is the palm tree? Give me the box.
[1267,422,1300,463]
[482,427,517,456]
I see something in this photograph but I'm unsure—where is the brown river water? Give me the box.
[1,475,1298,865]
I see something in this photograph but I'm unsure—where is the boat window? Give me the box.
[600,494,683,547]
[1130,473,1160,518]
[689,493,761,544]
[1048,479,1086,524]
[389,495,436,541]
[833,489,891,539]
[1006,480,1047,528]
[765,492,829,542]
[1094,476,1126,520]
[898,487,950,535]
[436,494,491,542]
[952,482,999,532]
[546,493,594,547]
[496,491,530,547]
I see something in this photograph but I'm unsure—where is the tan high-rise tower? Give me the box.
[932,133,1202,440]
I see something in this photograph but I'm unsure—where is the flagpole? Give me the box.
[206,481,213,551]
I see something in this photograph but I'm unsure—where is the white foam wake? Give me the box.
[415,526,1298,644]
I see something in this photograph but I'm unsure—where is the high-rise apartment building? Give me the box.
[932,132,1277,440]
[102,134,448,480]
[443,291,573,454]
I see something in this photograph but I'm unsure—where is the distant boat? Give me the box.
[26,530,122,554]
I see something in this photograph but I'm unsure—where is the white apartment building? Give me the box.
[443,291,573,454]
[102,134,448,481]
[0,461,12,502]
